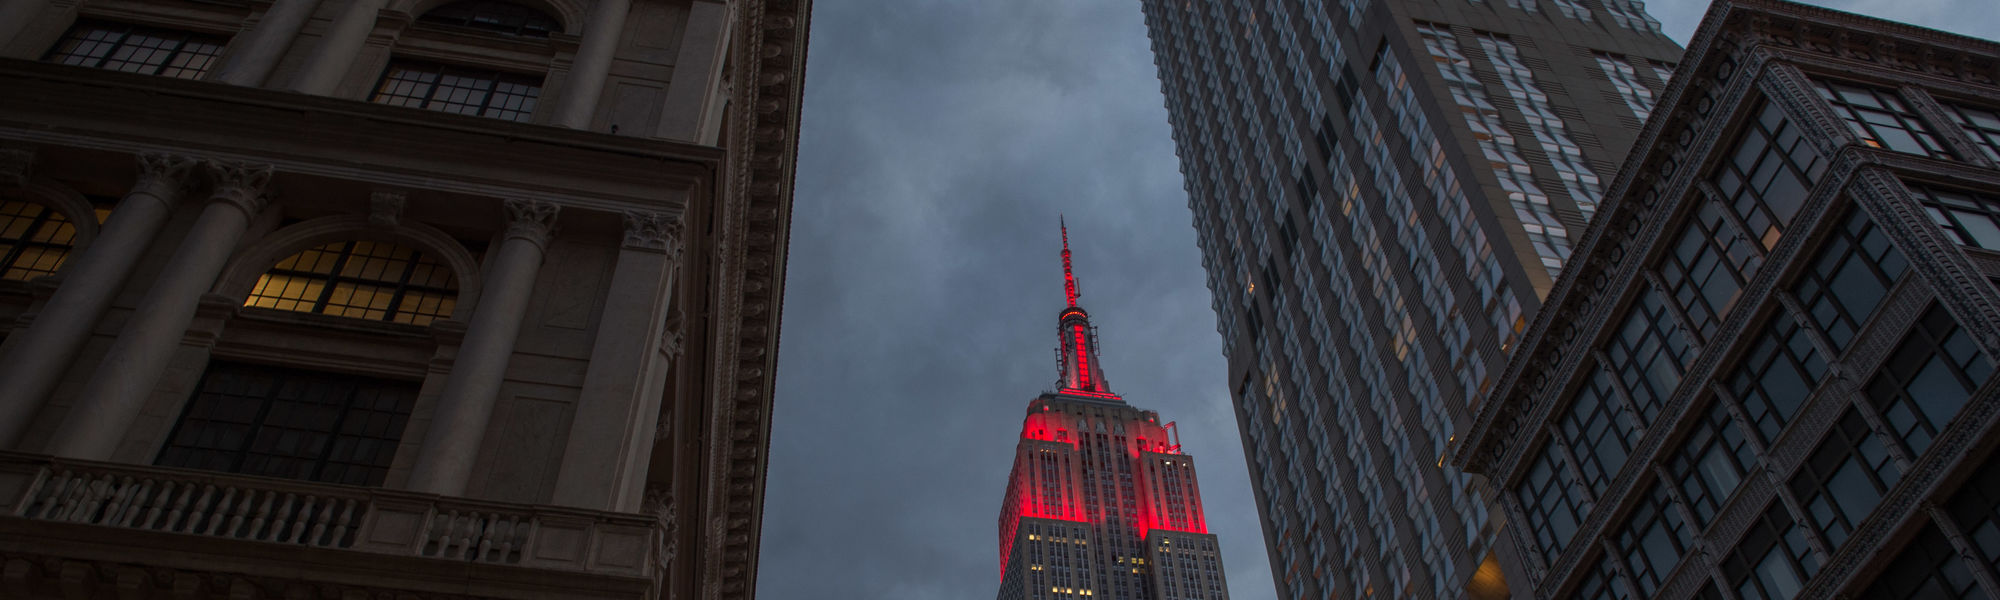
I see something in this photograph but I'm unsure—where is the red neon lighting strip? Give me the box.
[1072,324,1092,390]
[1061,219,1079,307]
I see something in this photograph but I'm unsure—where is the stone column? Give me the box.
[212,0,325,87]
[46,161,271,460]
[551,211,680,511]
[654,0,728,141]
[406,199,558,496]
[0,153,197,450]
[551,0,632,129]
[287,0,387,96]
[0,0,48,52]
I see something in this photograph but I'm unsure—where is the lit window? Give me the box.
[371,59,542,123]
[43,20,227,80]
[245,240,459,326]
[0,200,79,281]
[418,0,561,37]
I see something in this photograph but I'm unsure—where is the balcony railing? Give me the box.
[0,452,660,578]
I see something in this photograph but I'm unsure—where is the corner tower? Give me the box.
[995,223,1230,600]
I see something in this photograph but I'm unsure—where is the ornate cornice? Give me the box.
[699,0,809,597]
[501,198,560,250]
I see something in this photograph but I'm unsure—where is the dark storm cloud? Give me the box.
[759,1,1996,598]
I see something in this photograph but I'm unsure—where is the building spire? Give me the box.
[1056,219,1113,398]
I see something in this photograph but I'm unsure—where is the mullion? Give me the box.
[308,241,361,314]
[225,372,286,475]
[0,207,56,275]
[151,36,192,77]
[91,26,137,69]
[380,249,424,322]
[302,382,364,483]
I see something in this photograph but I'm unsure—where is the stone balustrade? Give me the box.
[0,452,660,578]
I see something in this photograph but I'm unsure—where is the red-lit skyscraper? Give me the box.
[995,224,1230,600]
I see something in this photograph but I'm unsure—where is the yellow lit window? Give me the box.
[0,200,79,281]
[245,240,459,326]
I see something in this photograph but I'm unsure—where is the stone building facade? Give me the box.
[1134,0,1679,597]
[1455,1,2000,599]
[0,0,807,597]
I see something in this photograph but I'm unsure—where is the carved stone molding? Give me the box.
[501,199,560,249]
[0,147,32,189]
[621,210,683,254]
[370,189,408,227]
[202,160,273,217]
[132,151,197,204]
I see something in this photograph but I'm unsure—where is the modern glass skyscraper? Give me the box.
[995,225,1231,600]
[1135,0,1679,597]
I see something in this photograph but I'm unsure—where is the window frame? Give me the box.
[156,361,419,487]
[242,239,461,327]
[1791,207,1910,354]
[368,58,544,123]
[42,19,229,80]
[1726,310,1828,444]
[1811,78,1955,159]
[1864,304,1994,457]
[1787,408,1901,549]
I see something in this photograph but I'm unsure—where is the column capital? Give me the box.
[369,189,408,227]
[133,152,198,200]
[502,199,561,249]
[620,210,683,253]
[203,160,273,216]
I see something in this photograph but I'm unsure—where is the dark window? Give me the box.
[244,240,459,327]
[1712,100,1827,250]
[1944,102,2000,163]
[0,200,79,281]
[1603,289,1696,420]
[1666,400,1757,524]
[1615,483,1696,596]
[1947,452,2000,574]
[157,362,416,486]
[1659,198,1762,337]
[1861,525,1990,600]
[371,60,542,122]
[417,0,561,37]
[1727,312,1828,444]
[1792,208,1909,353]
[1559,367,1642,495]
[1866,305,1994,456]
[1789,409,1900,548]
[1722,503,1822,600]
[1910,184,2000,251]
[1813,79,1954,159]
[43,20,227,79]
[1574,554,1639,600]
[1516,444,1594,563]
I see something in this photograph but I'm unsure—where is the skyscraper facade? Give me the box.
[995,226,1231,600]
[1457,1,2000,599]
[1136,0,1680,597]
[0,0,807,597]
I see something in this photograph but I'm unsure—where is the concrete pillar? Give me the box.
[46,161,271,460]
[654,0,729,142]
[551,211,680,511]
[0,0,48,52]
[0,153,198,450]
[287,0,387,96]
[551,0,632,129]
[212,0,325,87]
[406,199,558,496]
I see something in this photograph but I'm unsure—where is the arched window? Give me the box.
[418,1,561,37]
[1,199,81,281]
[244,240,458,326]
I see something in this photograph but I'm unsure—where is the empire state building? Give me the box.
[996,224,1230,600]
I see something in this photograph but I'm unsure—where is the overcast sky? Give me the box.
[756,1,2000,598]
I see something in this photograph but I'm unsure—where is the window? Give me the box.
[1666,400,1757,524]
[1595,52,1656,122]
[1860,525,1989,600]
[1947,452,2000,573]
[1866,305,1994,456]
[1602,289,1696,419]
[1659,198,1762,337]
[1910,184,2000,251]
[1943,102,2000,163]
[0,200,80,281]
[1614,483,1696,596]
[417,0,561,37]
[1712,100,1827,249]
[1722,503,1822,600]
[1813,79,1953,159]
[1789,409,1900,548]
[1574,554,1639,600]
[1727,312,1828,444]
[371,60,542,122]
[244,240,459,327]
[1792,208,1908,353]
[1516,445,1593,563]
[157,362,416,486]
[1559,367,1642,495]
[43,20,226,80]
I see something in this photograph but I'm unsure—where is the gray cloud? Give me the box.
[759,1,1998,598]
